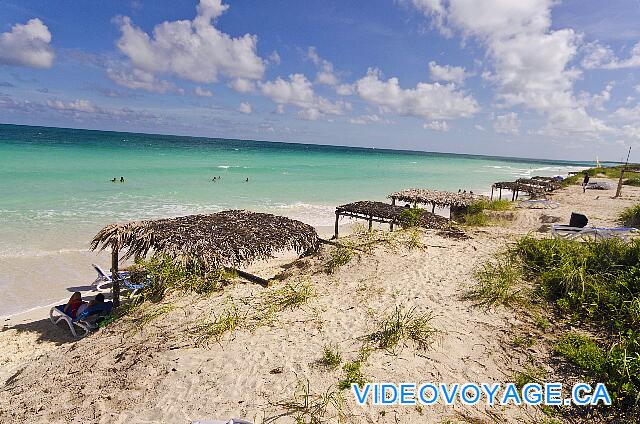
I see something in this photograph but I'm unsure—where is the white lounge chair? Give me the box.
[93,264,151,297]
[49,301,114,338]
[551,224,639,241]
[92,264,130,291]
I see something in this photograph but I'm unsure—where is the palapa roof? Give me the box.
[336,201,449,229]
[388,188,487,208]
[492,181,544,195]
[91,210,319,269]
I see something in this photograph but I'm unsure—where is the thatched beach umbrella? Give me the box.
[91,210,320,306]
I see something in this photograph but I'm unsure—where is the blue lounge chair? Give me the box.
[49,301,114,338]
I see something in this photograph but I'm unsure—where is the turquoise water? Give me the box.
[0,123,589,316]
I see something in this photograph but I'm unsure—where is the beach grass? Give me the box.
[274,380,347,424]
[338,361,367,390]
[192,302,241,346]
[364,305,436,353]
[325,246,353,273]
[320,344,342,370]
[467,254,527,307]
[461,199,513,226]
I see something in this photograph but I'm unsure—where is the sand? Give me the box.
[1,179,638,424]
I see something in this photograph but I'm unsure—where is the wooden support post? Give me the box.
[390,222,394,231]
[334,212,340,239]
[391,197,396,206]
[491,186,494,200]
[431,203,436,213]
[499,187,502,200]
[368,215,373,231]
[111,244,120,308]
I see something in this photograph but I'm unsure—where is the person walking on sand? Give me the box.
[582,172,590,193]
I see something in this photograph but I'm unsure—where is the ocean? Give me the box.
[0,123,590,316]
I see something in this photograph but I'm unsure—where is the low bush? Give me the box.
[399,207,424,228]
[619,204,640,228]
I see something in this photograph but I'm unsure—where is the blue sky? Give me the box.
[1,0,640,161]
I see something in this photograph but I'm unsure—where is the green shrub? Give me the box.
[365,305,436,353]
[510,237,640,413]
[338,361,366,390]
[320,344,342,370]
[554,333,606,375]
[399,207,424,228]
[623,177,640,187]
[461,199,512,226]
[468,254,527,306]
[619,204,640,228]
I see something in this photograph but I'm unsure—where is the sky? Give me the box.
[1,0,640,161]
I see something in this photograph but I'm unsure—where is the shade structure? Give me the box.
[388,188,487,209]
[91,210,320,270]
[334,200,449,237]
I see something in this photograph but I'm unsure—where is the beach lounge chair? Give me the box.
[552,225,639,241]
[92,264,150,296]
[92,264,130,291]
[49,301,114,338]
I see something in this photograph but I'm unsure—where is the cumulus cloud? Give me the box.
[114,0,265,86]
[106,67,179,94]
[0,18,55,69]
[259,73,347,120]
[423,120,450,131]
[429,61,466,84]
[237,101,252,114]
[354,68,479,120]
[228,78,256,93]
[194,86,213,97]
[493,112,520,135]
[409,0,611,139]
[582,41,640,70]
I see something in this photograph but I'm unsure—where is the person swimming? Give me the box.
[245,177,249,182]
[111,178,116,182]
[120,176,125,182]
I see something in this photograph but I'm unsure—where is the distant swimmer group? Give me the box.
[110,177,125,182]
[210,176,250,182]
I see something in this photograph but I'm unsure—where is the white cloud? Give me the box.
[579,84,612,111]
[194,86,213,97]
[107,67,178,93]
[275,104,285,114]
[423,120,450,131]
[0,18,54,69]
[228,78,256,93]
[429,61,466,84]
[259,73,347,119]
[114,0,265,85]
[493,112,520,135]
[582,41,640,70]
[307,47,339,86]
[354,68,479,120]
[636,85,640,93]
[410,0,611,139]
[335,83,354,96]
[474,124,486,131]
[349,114,389,125]
[237,102,252,114]
[613,104,640,122]
[47,99,97,113]
[268,51,281,65]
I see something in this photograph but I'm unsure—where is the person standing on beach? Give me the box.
[582,172,590,192]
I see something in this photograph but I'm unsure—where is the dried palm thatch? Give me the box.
[388,188,487,208]
[91,210,320,269]
[516,178,560,191]
[336,201,449,229]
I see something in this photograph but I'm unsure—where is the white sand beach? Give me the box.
[1,179,638,424]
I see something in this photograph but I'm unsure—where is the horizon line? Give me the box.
[0,121,612,166]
